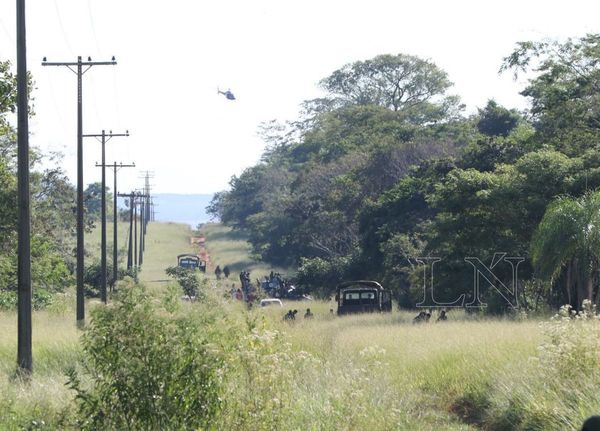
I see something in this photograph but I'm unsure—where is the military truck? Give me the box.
[177,254,207,272]
[335,280,392,315]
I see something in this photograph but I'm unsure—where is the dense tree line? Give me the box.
[210,35,600,311]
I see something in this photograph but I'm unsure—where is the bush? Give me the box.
[0,288,54,310]
[83,260,114,297]
[483,303,600,430]
[165,266,202,301]
[0,290,17,310]
[67,282,222,430]
[537,302,600,380]
[295,256,352,297]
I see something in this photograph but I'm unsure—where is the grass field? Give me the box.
[199,223,292,281]
[84,219,129,263]
[1,222,599,430]
[0,221,197,428]
[138,222,197,287]
[86,220,198,288]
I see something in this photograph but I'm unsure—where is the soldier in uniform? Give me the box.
[413,311,426,324]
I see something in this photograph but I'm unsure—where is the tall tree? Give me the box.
[476,100,521,137]
[0,59,74,295]
[318,53,463,122]
[502,34,600,155]
[532,191,600,309]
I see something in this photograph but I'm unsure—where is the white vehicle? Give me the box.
[260,298,283,308]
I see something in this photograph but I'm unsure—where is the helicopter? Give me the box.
[217,88,236,100]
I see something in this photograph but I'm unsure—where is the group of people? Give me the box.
[413,310,447,323]
[225,269,257,304]
[283,308,314,321]
[261,271,303,299]
[214,265,231,280]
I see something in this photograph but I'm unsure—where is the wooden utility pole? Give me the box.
[127,195,134,269]
[133,199,138,268]
[118,192,148,270]
[96,162,135,290]
[42,56,117,325]
[139,199,144,265]
[84,130,129,303]
[16,0,32,374]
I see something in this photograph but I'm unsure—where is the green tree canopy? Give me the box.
[318,54,462,122]
[532,192,600,309]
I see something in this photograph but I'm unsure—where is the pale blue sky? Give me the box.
[1,0,599,193]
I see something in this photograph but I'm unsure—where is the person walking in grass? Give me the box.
[215,265,222,280]
[413,311,426,324]
[223,265,231,278]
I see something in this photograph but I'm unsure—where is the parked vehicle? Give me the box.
[335,280,392,315]
[260,298,283,307]
[177,254,207,272]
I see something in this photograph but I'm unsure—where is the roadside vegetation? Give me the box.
[1,222,600,430]
[200,223,290,281]
[210,35,600,311]
[3,34,600,430]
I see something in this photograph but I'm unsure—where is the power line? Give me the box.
[111,68,122,126]
[46,76,68,136]
[96,161,135,292]
[42,55,117,326]
[52,0,75,56]
[87,73,103,130]
[0,15,14,45]
[86,0,103,56]
[84,130,129,303]
[118,191,149,271]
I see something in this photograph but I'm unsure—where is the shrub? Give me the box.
[484,303,600,430]
[83,259,114,297]
[67,283,222,430]
[539,302,600,380]
[0,288,54,310]
[0,290,17,310]
[295,256,351,297]
[217,315,301,430]
[165,266,202,301]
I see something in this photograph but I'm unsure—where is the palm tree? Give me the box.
[531,191,600,310]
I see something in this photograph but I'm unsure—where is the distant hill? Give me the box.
[151,194,214,228]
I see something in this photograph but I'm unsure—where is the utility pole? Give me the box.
[97,162,135,291]
[133,200,138,268]
[127,194,134,270]
[139,171,154,246]
[151,197,158,221]
[42,56,116,325]
[85,131,129,303]
[118,191,148,271]
[139,199,144,265]
[16,0,32,374]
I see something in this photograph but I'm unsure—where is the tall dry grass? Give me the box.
[1,222,599,430]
